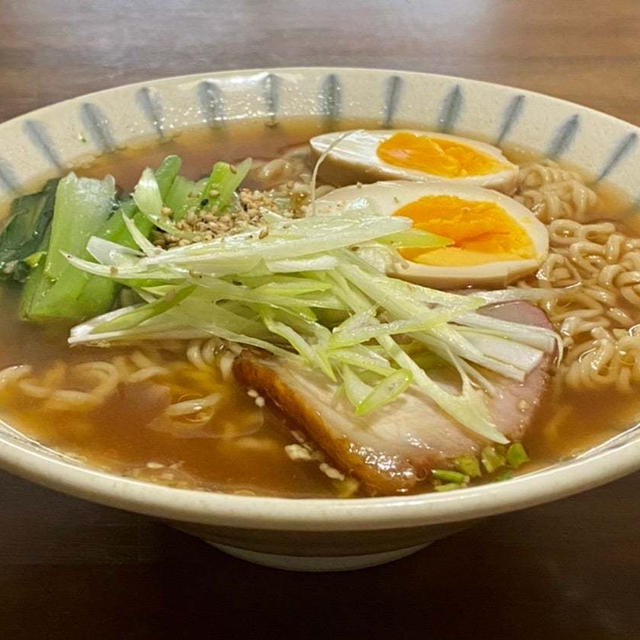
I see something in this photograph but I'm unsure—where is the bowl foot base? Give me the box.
[210,542,429,572]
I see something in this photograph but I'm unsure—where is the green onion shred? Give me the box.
[506,442,530,469]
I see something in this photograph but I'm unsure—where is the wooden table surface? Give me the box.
[1,1,639,638]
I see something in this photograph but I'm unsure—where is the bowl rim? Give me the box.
[1,64,638,134]
[1,66,639,532]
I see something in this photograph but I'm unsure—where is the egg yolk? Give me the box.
[394,196,535,266]
[377,132,505,178]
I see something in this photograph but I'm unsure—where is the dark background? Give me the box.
[1,1,639,638]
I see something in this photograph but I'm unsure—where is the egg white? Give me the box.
[317,181,549,289]
[310,129,519,194]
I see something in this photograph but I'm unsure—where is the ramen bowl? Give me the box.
[0,68,639,571]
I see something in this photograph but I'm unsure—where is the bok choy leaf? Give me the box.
[20,173,116,321]
[201,159,252,213]
[0,179,58,282]
[19,156,182,322]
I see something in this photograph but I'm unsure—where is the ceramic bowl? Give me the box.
[1,68,639,572]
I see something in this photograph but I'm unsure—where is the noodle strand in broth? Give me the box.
[514,161,640,392]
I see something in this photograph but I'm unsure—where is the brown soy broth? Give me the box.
[524,388,640,467]
[76,118,378,192]
[0,119,359,497]
[0,118,639,497]
[0,119,369,498]
[0,287,341,497]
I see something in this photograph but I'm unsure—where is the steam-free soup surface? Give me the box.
[0,119,637,498]
[0,283,341,497]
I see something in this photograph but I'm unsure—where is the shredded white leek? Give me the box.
[66,175,559,444]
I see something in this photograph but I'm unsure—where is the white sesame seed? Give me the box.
[319,463,345,481]
[284,444,313,461]
[290,430,306,443]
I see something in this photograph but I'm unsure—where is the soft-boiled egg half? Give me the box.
[318,181,548,288]
[310,130,519,193]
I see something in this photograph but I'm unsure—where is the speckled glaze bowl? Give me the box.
[1,68,639,571]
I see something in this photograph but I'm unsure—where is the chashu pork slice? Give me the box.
[233,301,555,495]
